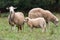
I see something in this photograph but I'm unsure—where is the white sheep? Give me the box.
[25,17,46,32]
[28,8,59,27]
[7,6,24,31]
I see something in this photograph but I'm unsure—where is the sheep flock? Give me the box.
[6,6,59,32]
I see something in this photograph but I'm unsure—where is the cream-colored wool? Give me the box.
[28,8,59,27]
[8,12,25,31]
[8,6,24,31]
[25,17,46,32]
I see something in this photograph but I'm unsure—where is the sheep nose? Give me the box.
[55,22,59,27]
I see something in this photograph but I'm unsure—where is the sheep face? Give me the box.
[6,6,17,14]
[54,18,59,27]
[25,17,29,22]
[52,17,59,27]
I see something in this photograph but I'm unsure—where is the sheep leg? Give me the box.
[42,28,45,32]
[40,25,45,32]
[30,27,33,32]
[22,23,24,30]
[48,22,50,28]
[42,26,46,32]
[47,20,50,27]
[28,24,33,32]
[19,26,22,30]
[11,27,13,31]
[17,26,20,31]
[30,26,33,32]
[9,20,15,31]
[17,25,22,31]
[43,21,46,32]
[13,25,16,29]
[10,26,14,31]
[10,25,16,32]
[41,27,45,32]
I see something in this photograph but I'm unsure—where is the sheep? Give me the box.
[25,17,46,32]
[7,6,25,31]
[28,8,59,27]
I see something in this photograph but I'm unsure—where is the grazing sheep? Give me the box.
[7,6,24,31]
[28,8,59,27]
[25,17,46,32]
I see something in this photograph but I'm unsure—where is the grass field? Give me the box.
[0,13,60,40]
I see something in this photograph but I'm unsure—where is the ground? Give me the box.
[0,13,60,40]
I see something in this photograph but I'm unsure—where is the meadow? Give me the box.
[0,13,60,40]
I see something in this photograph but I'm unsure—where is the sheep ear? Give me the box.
[14,7,17,9]
[6,7,9,10]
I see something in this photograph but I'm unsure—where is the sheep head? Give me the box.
[53,17,59,27]
[25,17,30,22]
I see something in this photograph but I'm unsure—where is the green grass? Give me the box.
[0,13,60,40]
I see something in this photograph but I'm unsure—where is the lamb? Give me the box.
[25,17,46,32]
[7,6,25,31]
[28,8,59,27]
